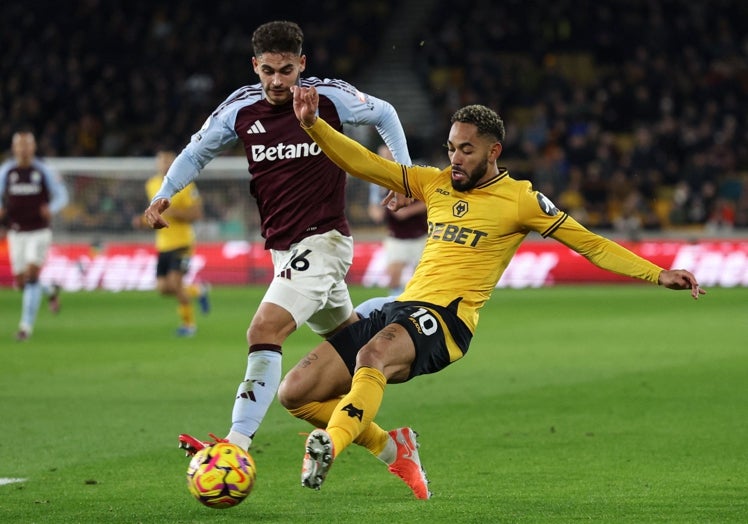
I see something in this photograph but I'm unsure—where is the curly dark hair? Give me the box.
[450,105,506,143]
[252,20,304,56]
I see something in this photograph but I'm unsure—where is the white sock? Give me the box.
[377,433,397,465]
[226,430,252,451]
[230,350,282,444]
[21,282,42,330]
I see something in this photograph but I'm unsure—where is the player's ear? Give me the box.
[299,54,306,73]
[489,142,503,162]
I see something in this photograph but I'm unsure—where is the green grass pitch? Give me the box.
[1,284,746,523]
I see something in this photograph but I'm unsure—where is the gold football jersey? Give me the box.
[306,119,663,332]
[146,175,200,252]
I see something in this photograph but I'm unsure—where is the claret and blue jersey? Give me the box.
[154,77,411,250]
[0,158,68,232]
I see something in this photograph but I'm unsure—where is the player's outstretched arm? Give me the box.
[658,269,706,299]
[144,198,171,229]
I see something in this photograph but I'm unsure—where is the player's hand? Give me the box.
[291,85,319,127]
[382,191,414,211]
[658,269,706,299]
[40,204,51,221]
[144,198,171,229]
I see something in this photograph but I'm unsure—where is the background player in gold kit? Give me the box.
[139,149,209,337]
[277,86,706,498]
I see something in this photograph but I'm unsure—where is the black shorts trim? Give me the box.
[328,299,472,381]
[156,247,191,277]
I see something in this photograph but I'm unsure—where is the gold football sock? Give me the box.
[185,284,201,299]
[178,303,195,327]
[288,398,390,456]
[327,367,386,456]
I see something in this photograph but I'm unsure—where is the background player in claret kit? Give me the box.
[142,20,427,497]
[353,145,428,319]
[136,149,210,337]
[276,86,706,498]
[367,144,427,296]
[0,130,68,341]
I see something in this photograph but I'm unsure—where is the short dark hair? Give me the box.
[450,105,506,143]
[14,124,35,136]
[252,21,304,56]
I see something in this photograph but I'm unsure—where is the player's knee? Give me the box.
[246,316,294,345]
[245,322,268,345]
[278,366,321,410]
[156,283,174,296]
[27,266,41,282]
[355,344,388,371]
[276,373,302,409]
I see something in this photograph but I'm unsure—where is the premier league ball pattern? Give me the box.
[186,442,256,509]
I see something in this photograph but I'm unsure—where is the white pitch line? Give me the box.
[0,478,26,486]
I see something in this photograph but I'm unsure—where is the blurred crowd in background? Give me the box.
[2,0,747,237]
[416,0,748,234]
[0,1,393,156]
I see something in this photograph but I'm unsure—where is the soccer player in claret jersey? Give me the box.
[143,21,426,497]
[275,86,706,498]
[368,144,428,296]
[0,131,68,341]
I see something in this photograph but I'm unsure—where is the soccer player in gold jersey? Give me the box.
[141,150,209,337]
[276,86,706,499]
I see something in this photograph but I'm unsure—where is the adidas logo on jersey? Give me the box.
[246,120,267,134]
